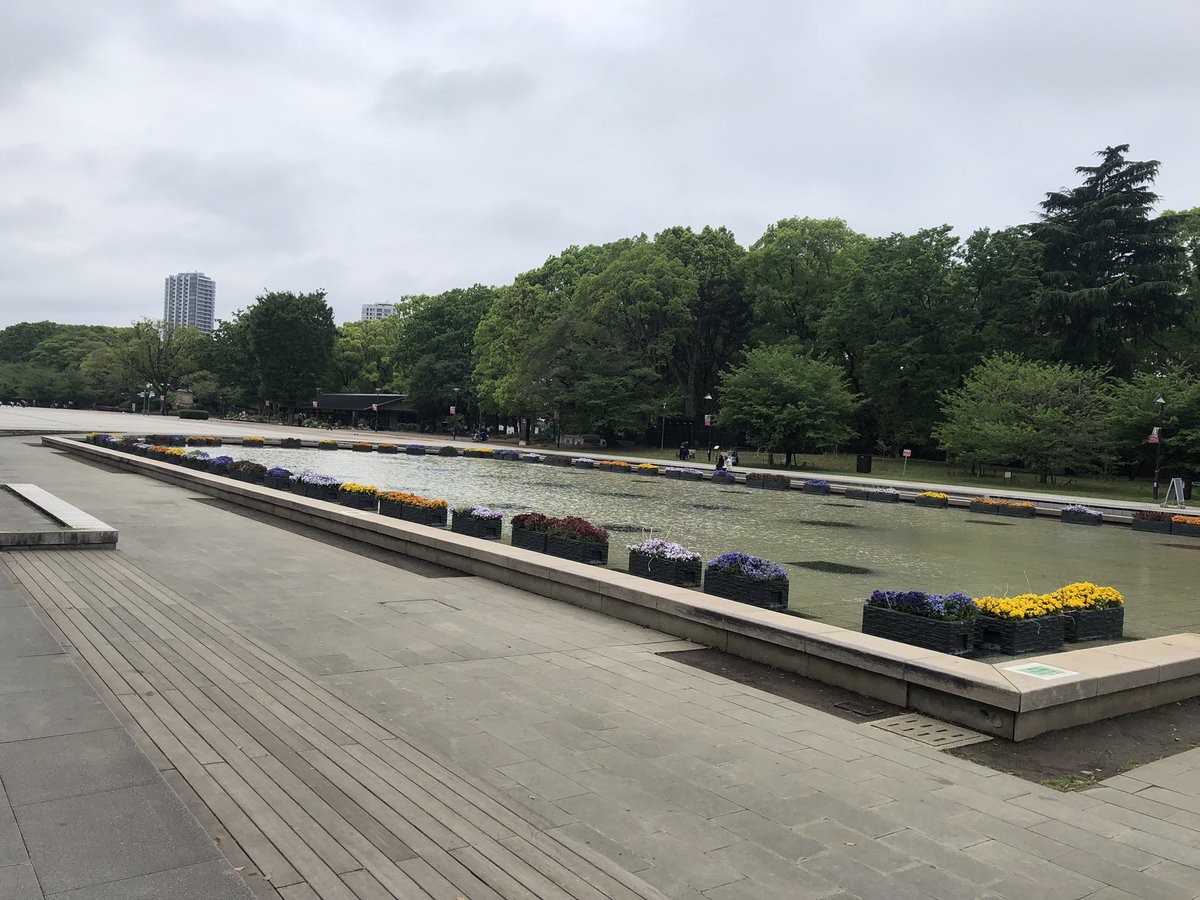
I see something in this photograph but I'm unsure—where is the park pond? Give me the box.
[228,447,1197,638]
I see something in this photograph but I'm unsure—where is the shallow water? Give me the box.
[229,448,1198,638]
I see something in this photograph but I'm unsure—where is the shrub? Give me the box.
[868,590,977,621]
[179,409,209,420]
[705,552,787,581]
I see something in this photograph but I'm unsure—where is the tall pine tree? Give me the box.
[1034,144,1186,377]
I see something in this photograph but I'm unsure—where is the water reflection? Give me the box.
[228,447,1198,639]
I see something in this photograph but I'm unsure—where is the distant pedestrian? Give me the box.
[678,441,689,461]
[716,453,727,471]
[729,449,739,468]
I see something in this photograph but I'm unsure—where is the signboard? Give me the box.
[902,449,912,458]
[312,400,318,409]
[1148,427,1161,444]
[1003,663,1078,680]
[704,414,712,427]
[371,403,378,412]
[449,405,456,415]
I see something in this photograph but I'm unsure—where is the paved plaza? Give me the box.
[3,417,1200,898]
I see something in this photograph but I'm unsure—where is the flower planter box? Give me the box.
[280,438,302,449]
[1061,510,1102,526]
[496,450,521,461]
[703,571,789,612]
[846,489,899,503]
[351,445,374,453]
[437,447,457,457]
[664,470,703,481]
[317,444,339,451]
[510,527,547,553]
[572,460,595,470]
[599,464,629,474]
[801,482,830,495]
[338,492,377,511]
[1063,606,1124,643]
[379,500,446,526]
[628,551,701,587]
[451,515,502,540]
[710,473,736,485]
[263,474,292,491]
[968,501,999,515]
[633,469,659,477]
[404,446,427,455]
[1172,522,1200,539]
[230,470,265,485]
[746,478,789,491]
[545,535,609,565]
[861,604,975,657]
[1131,518,1172,535]
[975,615,1064,655]
[998,505,1036,519]
[543,455,570,467]
[305,485,340,503]
[913,496,949,509]
[377,445,399,454]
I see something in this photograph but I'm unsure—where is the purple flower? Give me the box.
[868,590,978,622]
[267,467,293,477]
[457,505,503,520]
[210,455,234,466]
[808,479,830,488]
[629,539,701,561]
[1062,504,1100,515]
[296,472,342,487]
[706,552,787,581]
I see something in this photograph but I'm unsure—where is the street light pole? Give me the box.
[703,393,714,461]
[659,402,666,454]
[1153,394,1166,501]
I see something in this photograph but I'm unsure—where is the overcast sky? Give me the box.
[2,0,1197,329]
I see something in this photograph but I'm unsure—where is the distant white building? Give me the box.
[163,272,216,333]
[361,303,397,322]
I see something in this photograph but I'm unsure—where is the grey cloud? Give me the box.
[0,196,68,234]
[376,63,538,121]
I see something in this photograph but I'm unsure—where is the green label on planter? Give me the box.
[1003,663,1078,680]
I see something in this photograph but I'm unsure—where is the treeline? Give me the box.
[4,145,1199,478]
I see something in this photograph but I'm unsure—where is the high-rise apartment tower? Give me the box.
[163,272,216,333]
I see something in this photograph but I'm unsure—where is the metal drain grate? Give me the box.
[869,714,992,749]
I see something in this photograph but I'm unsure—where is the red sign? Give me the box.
[704,414,712,427]
[1149,428,1161,444]
[902,449,912,458]
[449,405,456,415]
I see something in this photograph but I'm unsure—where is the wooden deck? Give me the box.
[2,549,668,900]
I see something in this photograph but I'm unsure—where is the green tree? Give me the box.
[717,346,859,465]
[241,290,337,415]
[0,322,60,363]
[1034,144,1187,377]
[112,320,205,414]
[332,316,405,394]
[1107,371,1200,479]
[934,353,1115,482]
[962,226,1048,359]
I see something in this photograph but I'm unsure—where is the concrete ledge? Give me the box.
[1,483,118,547]
[48,436,1200,741]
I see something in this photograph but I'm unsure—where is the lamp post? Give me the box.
[703,393,714,460]
[659,402,667,454]
[373,385,381,432]
[1153,394,1166,501]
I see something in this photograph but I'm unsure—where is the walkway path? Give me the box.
[4,435,1200,898]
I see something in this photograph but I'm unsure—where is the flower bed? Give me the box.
[1060,504,1102,526]
[451,506,503,540]
[845,487,900,503]
[510,512,549,552]
[280,437,302,449]
[207,455,235,475]
[974,592,1064,654]
[263,467,293,490]
[634,464,659,476]
[968,498,1000,514]
[378,491,447,526]
[572,458,596,470]
[242,436,266,446]
[862,589,978,656]
[998,500,1036,518]
[294,472,342,502]
[599,460,631,473]
[436,446,457,457]
[745,473,790,491]
[1132,510,1173,534]
[317,439,339,451]
[627,540,702,587]
[404,444,428,456]
[1171,515,1200,538]
[1052,582,1124,642]
[801,479,830,495]
[710,472,736,485]
[351,442,374,453]
[146,435,187,447]
[703,553,789,611]
[463,447,494,458]
[520,453,544,463]
[913,491,949,509]
[338,483,379,510]
[181,450,210,470]
[510,513,608,563]
[662,467,703,481]
[227,460,266,484]
[543,455,570,467]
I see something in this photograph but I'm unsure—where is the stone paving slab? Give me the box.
[5,435,1200,898]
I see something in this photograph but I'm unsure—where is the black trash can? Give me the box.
[856,454,872,474]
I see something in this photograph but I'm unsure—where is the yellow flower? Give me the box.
[379,491,448,509]
[974,591,1064,620]
[338,483,378,496]
[918,491,948,500]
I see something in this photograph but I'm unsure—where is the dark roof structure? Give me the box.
[312,393,413,411]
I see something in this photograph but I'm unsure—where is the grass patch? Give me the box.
[1040,772,1099,792]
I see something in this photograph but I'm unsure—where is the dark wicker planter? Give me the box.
[377,445,399,454]
[600,464,630,474]
[913,496,949,509]
[628,551,701,587]
[998,504,1036,519]
[404,446,427,455]
[402,504,447,527]
[633,469,659,477]
[746,478,789,491]
[801,483,830,495]
[496,450,520,461]
[317,444,339,451]
[664,469,703,481]
[545,535,609,565]
[351,445,374,453]
[975,615,1064,655]
[968,501,999,514]
[263,474,292,491]
[572,460,596,470]
[703,571,789,612]
[543,455,570,467]
[280,438,302,448]
[451,514,502,540]
[1131,518,1172,534]
[1063,606,1124,642]
[1172,521,1200,538]
[230,470,265,485]
[338,492,377,511]
[305,484,340,503]
[846,490,899,503]
[511,527,547,553]
[437,447,457,457]
[1061,510,1102,526]
[710,473,737,485]
[861,605,975,657]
